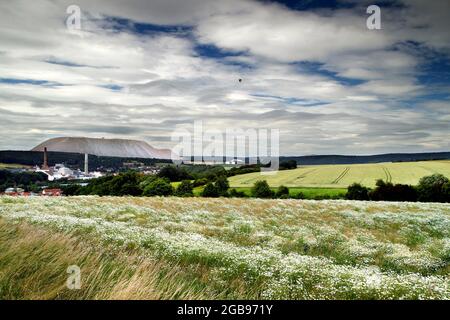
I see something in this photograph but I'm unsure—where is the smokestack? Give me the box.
[43,147,49,170]
[84,153,89,175]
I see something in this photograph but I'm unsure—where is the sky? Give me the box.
[0,0,449,156]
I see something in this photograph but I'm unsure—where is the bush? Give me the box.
[226,165,260,177]
[192,178,208,187]
[82,174,137,196]
[158,165,192,182]
[142,178,173,196]
[251,180,274,199]
[120,183,142,196]
[444,182,450,201]
[369,180,417,202]
[201,182,220,198]
[61,184,82,196]
[107,172,142,196]
[293,192,305,199]
[175,180,194,197]
[276,185,290,198]
[279,160,297,170]
[346,183,370,200]
[229,188,247,198]
[215,175,230,196]
[417,174,449,203]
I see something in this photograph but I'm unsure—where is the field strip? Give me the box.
[293,168,317,181]
[417,165,439,175]
[332,167,350,184]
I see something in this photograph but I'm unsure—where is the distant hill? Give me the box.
[281,152,450,165]
[32,137,173,159]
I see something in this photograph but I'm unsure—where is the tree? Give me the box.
[175,180,194,197]
[107,172,141,196]
[215,175,230,196]
[201,182,219,198]
[391,184,417,202]
[417,174,449,202]
[443,182,450,203]
[251,180,274,198]
[229,188,247,198]
[193,178,208,187]
[143,178,173,196]
[369,180,393,201]
[61,184,82,196]
[275,185,290,198]
[346,183,370,200]
[158,165,192,182]
[294,192,305,199]
[120,183,142,196]
[279,160,297,170]
[369,180,417,202]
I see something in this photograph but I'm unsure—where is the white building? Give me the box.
[225,159,245,165]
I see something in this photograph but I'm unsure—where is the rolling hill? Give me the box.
[228,160,450,188]
[280,152,450,165]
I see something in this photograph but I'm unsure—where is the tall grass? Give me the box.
[0,219,222,300]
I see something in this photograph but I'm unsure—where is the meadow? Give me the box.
[228,160,450,189]
[0,196,449,299]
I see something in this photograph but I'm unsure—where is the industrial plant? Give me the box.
[35,147,103,181]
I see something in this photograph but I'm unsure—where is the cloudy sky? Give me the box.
[0,0,449,155]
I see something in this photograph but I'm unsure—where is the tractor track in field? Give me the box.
[332,167,350,184]
[294,168,317,180]
[382,167,392,183]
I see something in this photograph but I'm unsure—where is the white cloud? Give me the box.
[0,0,448,154]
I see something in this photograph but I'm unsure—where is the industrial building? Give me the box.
[35,147,102,181]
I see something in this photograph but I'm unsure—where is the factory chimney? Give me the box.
[43,147,49,170]
[84,153,89,175]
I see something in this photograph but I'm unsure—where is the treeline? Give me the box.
[0,151,169,171]
[0,170,48,192]
[62,164,261,197]
[61,171,299,199]
[346,174,450,203]
[158,164,263,182]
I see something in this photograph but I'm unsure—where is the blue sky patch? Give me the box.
[0,78,64,87]
[292,61,366,86]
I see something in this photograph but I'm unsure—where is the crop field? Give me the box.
[0,196,449,300]
[229,161,450,188]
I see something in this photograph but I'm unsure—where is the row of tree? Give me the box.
[346,174,450,203]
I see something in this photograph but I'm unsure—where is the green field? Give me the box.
[232,187,346,198]
[229,160,450,188]
[172,182,345,199]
